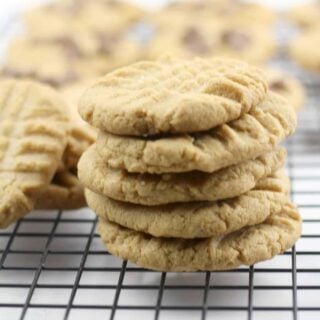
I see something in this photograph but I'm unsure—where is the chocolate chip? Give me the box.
[182,27,210,55]
[221,31,251,50]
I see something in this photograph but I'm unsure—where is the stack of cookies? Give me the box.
[78,57,302,271]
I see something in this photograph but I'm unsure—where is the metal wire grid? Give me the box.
[0,14,320,320]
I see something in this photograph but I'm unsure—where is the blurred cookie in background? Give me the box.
[73,35,145,77]
[149,0,276,64]
[24,0,145,41]
[12,0,147,82]
[1,38,79,87]
[215,24,276,64]
[264,68,305,112]
[1,29,144,86]
[289,28,320,71]
[288,2,320,29]
[147,19,223,59]
[148,21,276,64]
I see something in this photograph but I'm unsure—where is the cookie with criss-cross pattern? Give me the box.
[0,80,68,227]
[79,57,268,136]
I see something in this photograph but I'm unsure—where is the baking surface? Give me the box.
[0,1,320,320]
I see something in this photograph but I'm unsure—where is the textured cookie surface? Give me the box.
[96,92,296,173]
[79,57,268,135]
[79,144,286,205]
[35,169,86,210]
[87,170,290,239]
[98,202,301,271]
[0,80,68,227]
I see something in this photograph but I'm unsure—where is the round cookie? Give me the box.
[96,92,296,174]
[0,80,68,228]
[87,170,290,239]
[79,57,268,136]
[289,28,320,71]
[264,68,305,112]
[35,169,86,210]
[79,144,286,205]
[98,202,302,271]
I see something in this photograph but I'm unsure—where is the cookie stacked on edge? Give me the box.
[78,57,302,272]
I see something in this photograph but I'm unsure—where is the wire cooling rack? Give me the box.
[1,11,320,320]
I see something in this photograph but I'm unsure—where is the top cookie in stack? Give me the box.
[79,57,268,136]
[78,57,301,271]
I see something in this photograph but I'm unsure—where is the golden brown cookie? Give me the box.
[95,92,296,173]
[35,168,86,210]
[0,80,68,228]
[79,57,268,136]
[87,170,290,239]
[98,202,301,271]
[22,0,144,77]
[265,68,305,112]
[79,144,286,205]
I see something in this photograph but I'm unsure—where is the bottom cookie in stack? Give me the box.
[97,202,301,271]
